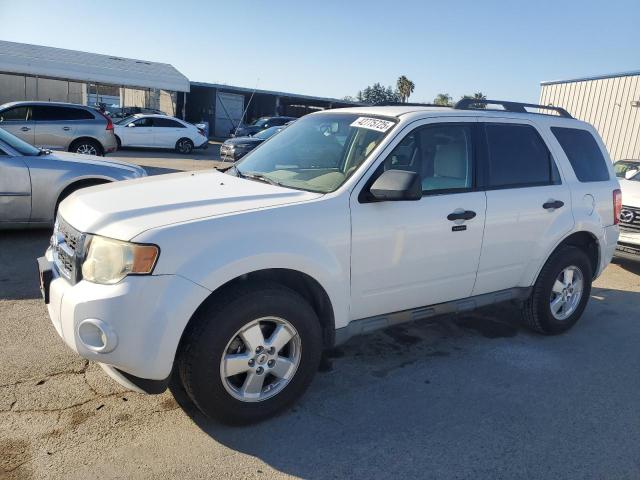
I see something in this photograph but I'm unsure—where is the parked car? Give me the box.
[108,106,167,121]
[231,116,296,137]
[612,159,640,260]
[39,100,620,424]
[0,127,145,228]
[114,114,208,154]
[220,125,286,162]
[0,101,118,156]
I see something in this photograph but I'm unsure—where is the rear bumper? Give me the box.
[599,224,620,276]
[196,139,209,150]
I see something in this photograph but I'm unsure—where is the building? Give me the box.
[182,82,360,138]
[540,71,640,161]
[0,40,190,116]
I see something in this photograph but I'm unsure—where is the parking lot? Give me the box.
[2,151,640,479]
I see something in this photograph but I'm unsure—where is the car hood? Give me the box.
[224,136,263,146]
[58,169,322,240]
[45,151,145,176]
[619,178,640,206]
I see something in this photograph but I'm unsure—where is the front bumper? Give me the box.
[615,230,640,260]
[42,248,210,388]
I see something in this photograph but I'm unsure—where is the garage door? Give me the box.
[215,92,244,137]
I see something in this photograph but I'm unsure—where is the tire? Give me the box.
[522,246,593,334]
[177,282,323,424]
[70,138,103,156]
[115,135,122,149]
[175,138,194,154]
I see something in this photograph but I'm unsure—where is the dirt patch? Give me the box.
[0,438,31,475]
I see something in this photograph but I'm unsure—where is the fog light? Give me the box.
[77,319,118,353]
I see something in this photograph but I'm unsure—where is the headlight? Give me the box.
[81,235,159,285]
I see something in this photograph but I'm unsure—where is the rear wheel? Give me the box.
[177,283,322,424]
[522,246,593,334]
[70,138,103,156]
[175,138,194,154]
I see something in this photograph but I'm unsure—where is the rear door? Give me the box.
[152,117,186,148]
[472,119,573,296]
[32,105,94,150]
[0,147,31,222]
[0,105,35,145]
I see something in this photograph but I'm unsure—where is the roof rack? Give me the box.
[454,99,573,118]
[374,102,449,107]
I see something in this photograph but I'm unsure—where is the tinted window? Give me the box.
[153,118,184,128]
[133,117,154,127]
[33,106,95,121]
[485,124,554,187]
[551,127,610,182]
[0,106,30,122]
[385,124,474,192]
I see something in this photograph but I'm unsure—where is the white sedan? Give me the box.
[114,114,208,154]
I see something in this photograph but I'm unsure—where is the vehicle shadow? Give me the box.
[170,285,640,479]
[612,256,640,276]
[0,228,51,300]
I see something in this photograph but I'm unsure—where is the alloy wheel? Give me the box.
[549,266,584,320]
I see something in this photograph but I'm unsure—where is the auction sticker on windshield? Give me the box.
[350,117,395,133]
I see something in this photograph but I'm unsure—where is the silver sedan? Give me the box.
[0,127,146,229]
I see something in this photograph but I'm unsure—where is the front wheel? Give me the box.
[177,283,322,424]
[522,246,593,334]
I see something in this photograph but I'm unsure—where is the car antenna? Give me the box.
[233,78,259,139]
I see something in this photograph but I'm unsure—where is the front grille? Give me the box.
[616,242,640,256]
[619,205,640,233]
[52,217,85,284]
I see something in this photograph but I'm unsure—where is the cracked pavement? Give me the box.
[2,155,640,479]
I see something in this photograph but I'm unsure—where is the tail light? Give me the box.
[613,189,622,225]
[197,127,205,136]
[96,110,114,131]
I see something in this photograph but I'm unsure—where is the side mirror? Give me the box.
[127,123,135,128]
[625,169,638,180]
[369,170,422,201]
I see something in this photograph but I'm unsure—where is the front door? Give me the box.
[350,120,487,321]
[121,117,154,147]
[0,152,31,222]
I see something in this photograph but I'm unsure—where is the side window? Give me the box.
[384,124,474,193]
[0,106,30,122]
[485,123,556,188]
[551,127,610,182]
[154,118,184,128]
[133,118,153,127]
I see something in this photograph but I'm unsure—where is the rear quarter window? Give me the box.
[551,127,610,182]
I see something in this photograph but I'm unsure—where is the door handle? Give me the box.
[543,200,564,210]
[447,210,476,221]
[62,126,71,131]
[20,127,30,132]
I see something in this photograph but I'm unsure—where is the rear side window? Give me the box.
[0,106,30,122]
[551,127,610,182]
[485,123,556,188]
[33,106,95,121]
[153,118,184,128]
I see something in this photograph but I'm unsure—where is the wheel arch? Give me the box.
[535,231,600,283]
[54,177,112,217]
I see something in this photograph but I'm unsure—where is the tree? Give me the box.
[433,93,453,106]
[356,83,401,105]
[460,92,487,108]
[396,75,416,103]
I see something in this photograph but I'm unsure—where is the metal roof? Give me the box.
[191,81,362,105]
[0,40,190,92]
[541,69,640,86]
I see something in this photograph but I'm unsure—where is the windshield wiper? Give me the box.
[241,171,284,187]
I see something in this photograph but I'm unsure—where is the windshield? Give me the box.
[254,126,283,140]
[252,117,269,127]
[614,160,640,181]
[0,127,40,156]
[234,113,396,193]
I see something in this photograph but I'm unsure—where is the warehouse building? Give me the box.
[0,40,190,116]
[540,71,640,160]
[181,82,359,138]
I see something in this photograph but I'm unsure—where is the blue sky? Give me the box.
[1,0,638,103]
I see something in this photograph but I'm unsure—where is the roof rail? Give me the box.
[374,102,449,107]
[454,98,573,118]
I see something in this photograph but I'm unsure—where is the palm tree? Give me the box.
[460,92,487,108]
[396,75,415,103]
[434,93,452,106]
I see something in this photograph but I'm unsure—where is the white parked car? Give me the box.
[612,159,640,259]
[39,100,621,424]
[114,114,208,153]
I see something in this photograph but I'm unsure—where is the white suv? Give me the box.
[39,100,621,424]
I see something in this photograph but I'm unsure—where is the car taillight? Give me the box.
[96,110,114,131]
[613,189,622,225]
[197,127,205,136]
